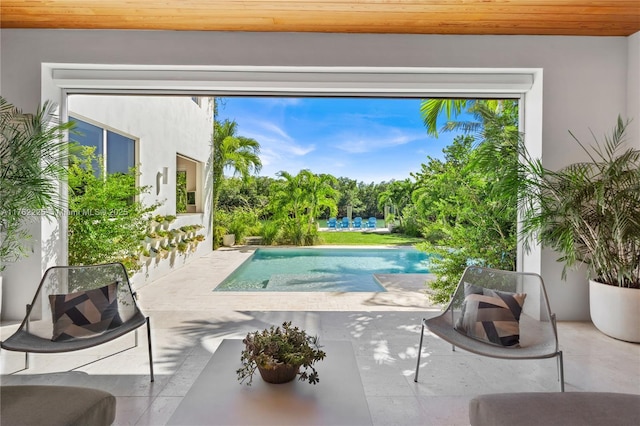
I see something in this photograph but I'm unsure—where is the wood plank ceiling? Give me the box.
[1,1,638,37]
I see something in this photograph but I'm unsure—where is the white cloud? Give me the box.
[255,121,294,142]
[333,128,427,154]
[241,123,316,168]
[257,98,303,107]
[289,144,316,156]
[218,97,437,183]
[257,147,281,167]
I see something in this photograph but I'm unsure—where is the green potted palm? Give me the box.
[0,97,73,317]
[520,116,640,342]
[237,321,326,386]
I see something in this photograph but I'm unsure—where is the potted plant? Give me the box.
[222,233,235,247]
[520,116,640,342]
[237,321,326,386]
[0,97,73,316]
[140,248,151,262]
[177,241,188,254]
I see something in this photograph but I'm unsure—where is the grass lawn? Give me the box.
[318,231,424,246]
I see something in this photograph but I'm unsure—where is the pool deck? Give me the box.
[4,245,638,426]
[136,245,442,312]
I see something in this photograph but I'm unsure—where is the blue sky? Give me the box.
[217,97,463,183]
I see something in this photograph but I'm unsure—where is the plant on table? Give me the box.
[237,321,326,386]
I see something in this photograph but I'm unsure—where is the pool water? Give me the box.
[214,247,431,292]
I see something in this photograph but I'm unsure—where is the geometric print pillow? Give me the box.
[49,282,123,342]
[454,283,527,347]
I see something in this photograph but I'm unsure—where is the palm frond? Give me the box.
[520,116,639,287]
[1,97,74,269]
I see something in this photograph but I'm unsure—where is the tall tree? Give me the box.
[415,99,521,302]
[302,171,339,227]
[269,171,308,245]
[334,177,362,218]
[212,118,262,246]
[268,170,338,245]
[420,98,500,137]
[377,179,414,226]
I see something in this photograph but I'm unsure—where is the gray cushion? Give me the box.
[1,385,116,426]
[469,392,640,426]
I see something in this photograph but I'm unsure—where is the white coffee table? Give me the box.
[168,339,372,425]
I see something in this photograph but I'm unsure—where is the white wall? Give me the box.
[68,95,211,215]
[1,29,637,320]
[628,32,640,148]
[67,95,213,289]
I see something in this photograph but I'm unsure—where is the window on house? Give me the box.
[176,154,202,213]
[70,117,136,176]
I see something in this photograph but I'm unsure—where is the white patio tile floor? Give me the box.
[2,246,639,425]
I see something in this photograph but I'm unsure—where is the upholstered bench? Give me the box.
[1,385,116,426]
[469,392,640,426]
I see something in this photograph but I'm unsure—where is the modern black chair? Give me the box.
[1,262,154,381]
[414,266,564,391]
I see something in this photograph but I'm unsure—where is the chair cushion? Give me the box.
[1,385,116,426]
[469,392,640,426]
[455,283,526,347]
[49,282,123,341]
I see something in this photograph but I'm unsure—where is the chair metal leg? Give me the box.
[449,309,456,352]
[414,322,425,382]
[146,317,154,382]
[557,350,565,392]
[24,304,30,370]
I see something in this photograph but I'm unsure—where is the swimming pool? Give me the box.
[214,247,430,292]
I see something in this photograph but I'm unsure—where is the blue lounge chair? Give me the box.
[340,217,350,229]
[366,217,377,228]
[353,217,362,229]
[327,217,337,230]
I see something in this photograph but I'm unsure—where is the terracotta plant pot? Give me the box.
[257,364,299,384]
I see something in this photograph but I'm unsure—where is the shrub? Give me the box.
[259,220,281,245]
[67,145,160,273]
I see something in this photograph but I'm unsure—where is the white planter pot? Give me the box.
[590,280,640,343]
[222,234,235,247]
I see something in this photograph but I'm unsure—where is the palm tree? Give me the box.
[0,97,74,271]
[420,98,501,137]
[377,179,413,226]
[414,98,522,301]
[421,98,521,205]
[212,118,262,245]
[300,171,338,228]
[269,171,307,245]
[269,170,338,245]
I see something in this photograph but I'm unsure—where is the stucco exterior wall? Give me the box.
[1,29,638,320]
[67,95,213,289]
